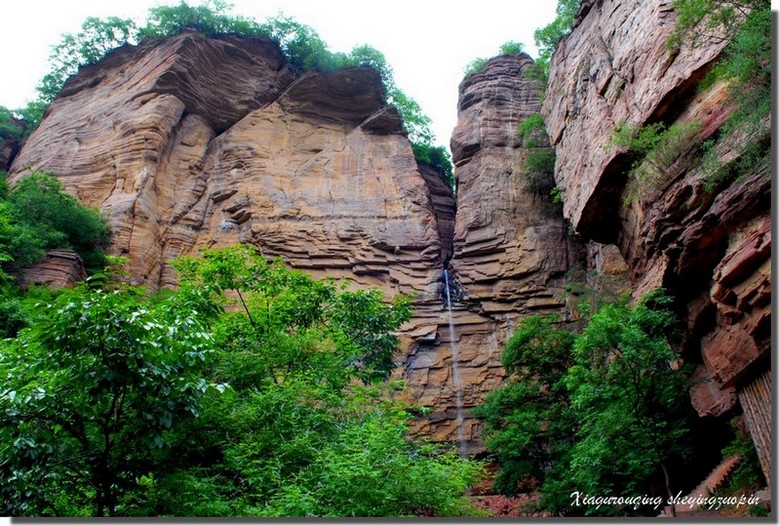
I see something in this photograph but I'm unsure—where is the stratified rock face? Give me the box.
[543,0,770,477]
[9,32,464,427]
[403,55,579,451]
[543,0,732,240]
[19,249,86,289]
[9,31,447,304]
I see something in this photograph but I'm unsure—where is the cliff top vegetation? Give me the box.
[8,0,456,190]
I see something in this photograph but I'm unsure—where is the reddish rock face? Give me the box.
[8,36,575,452]
[405,55,580,451]
[542,0,770,453]
[9,31,465,442]
[19,249,87,289]
[542,0,733,241]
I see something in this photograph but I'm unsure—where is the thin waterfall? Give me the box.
[443,269,467,456]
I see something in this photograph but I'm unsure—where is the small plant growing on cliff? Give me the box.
[670,0,770,193]
[517,114,557,197]
[463,40,528,79]
[516,114,547,148]
[610,121,702,203]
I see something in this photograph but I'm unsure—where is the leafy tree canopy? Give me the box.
[533,0,580,81]
[0,281,221,516]
[0,246,485,517]
[477,290,696,516]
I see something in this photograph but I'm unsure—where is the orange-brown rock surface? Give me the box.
[404,55,579,451]
[19,249,87,289]
[8,33,576,454]
[8,31,465,443]
[9,31,444,298]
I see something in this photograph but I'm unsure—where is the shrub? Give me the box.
[610,121,702,202]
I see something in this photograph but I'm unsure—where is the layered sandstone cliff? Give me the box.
[9,31,577,454]
[404,55,580,451]
[10,31,447,299]
[542,0,771,482]
[8,30,467,444]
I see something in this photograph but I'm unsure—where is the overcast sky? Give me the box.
[0,0,560,149]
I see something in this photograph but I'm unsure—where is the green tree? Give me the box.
[137,245,481,517]
[139,0,260,40]
[477,290,694,516]
[0,106,24,141]
[474,315,576,495]
[37,16,137,104]
[0,282,222,516]
[172,245,413,386]
[532,0,580,82]
[562,290,693,515]
[7,173,109,273]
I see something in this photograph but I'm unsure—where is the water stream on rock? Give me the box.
[443,269,467,457]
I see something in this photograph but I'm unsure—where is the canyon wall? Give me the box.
[542,0,771,482]
[8,31,574,453]
[8,30,539,452]
[407,55,579,450]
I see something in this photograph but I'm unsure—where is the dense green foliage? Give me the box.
[0,169,109,343]
[477,290,695,516]
[38,16,137,105]
[610,121,702,202]
[413,143,456,192]
[0,283,219,516]
[473,315,575,494]
[532,0,580,82]
[516,114,558,199]
[0,106,24,141]
[0,245,484,517]
[0,173,109,277]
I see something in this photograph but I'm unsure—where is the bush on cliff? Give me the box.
[667,0,770,192]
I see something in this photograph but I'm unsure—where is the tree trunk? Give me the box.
[661,460,676,517]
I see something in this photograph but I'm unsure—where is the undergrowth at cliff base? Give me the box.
[0,244,485,517]
[475,289,701,517]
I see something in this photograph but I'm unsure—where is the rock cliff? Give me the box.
[8,30,467,445]
[9,29,576,453]
[8,1,771,470]
[407,54,580,450]
[10,31,444,297]
[542,0,771,483]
